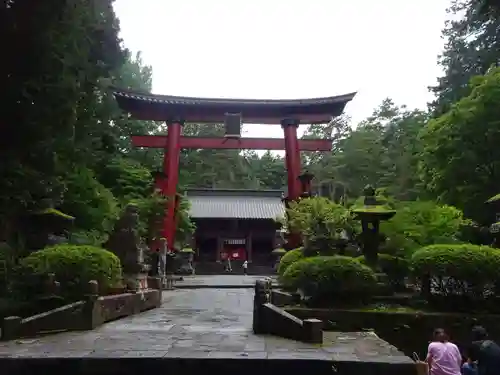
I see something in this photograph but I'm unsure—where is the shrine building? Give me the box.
[186,189,285,264]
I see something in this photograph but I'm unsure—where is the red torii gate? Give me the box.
[112,89,356,249]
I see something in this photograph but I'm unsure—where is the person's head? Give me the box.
[472,326,488,341]
[433,328,448,342]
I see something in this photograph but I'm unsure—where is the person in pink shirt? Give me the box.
[426,328,462,375]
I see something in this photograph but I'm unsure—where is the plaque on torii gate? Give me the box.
[112,89,356,250]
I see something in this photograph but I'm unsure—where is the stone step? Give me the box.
[0,355,414,375]
[192,262,276,275]
[375,272,388,283]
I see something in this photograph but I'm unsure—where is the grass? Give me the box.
[359,303,421,313]
[284,302,423,313]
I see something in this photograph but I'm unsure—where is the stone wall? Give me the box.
[270,289,297,306]
[1,278,162,341]
[252,279,323,344]
[286,307,500,358]
[1,301,86,340]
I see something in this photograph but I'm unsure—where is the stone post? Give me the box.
[147,276,162,307]
[1,316,21,341]
[302,319,323,344]
[252,278,272,334]
[44,273,60,296]
[80,280,100,330]
[148,276,162,291]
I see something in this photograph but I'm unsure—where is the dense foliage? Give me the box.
[380,201,467,256]
[411,244,500,299]
[15,244,122,298]
[357,254,409,290]
[277,248,305,277]
[281,256,377,304]
[286,198,355,256]
[421,67,500,223]
[0,1,193,254]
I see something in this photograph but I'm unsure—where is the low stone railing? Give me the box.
[1,277,162,341]
[252,278,323,343]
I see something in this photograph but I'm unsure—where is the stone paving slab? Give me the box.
[0,287,411,365]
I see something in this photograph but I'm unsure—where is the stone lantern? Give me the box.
[352,185,396,269]
[298,172,314,198]
[23,198,74,252]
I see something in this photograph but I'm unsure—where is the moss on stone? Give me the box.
[272,248,287,255]
[359,303,420,313]
[352,205,396,214]
[34,208,75,220]
[352,206,396,221]
[486,193,500,203]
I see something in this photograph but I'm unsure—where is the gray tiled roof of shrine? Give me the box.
[186,189,285,220]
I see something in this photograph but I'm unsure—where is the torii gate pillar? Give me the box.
[281,118,302,201]
[162,119,183,248]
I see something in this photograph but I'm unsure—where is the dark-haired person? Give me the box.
[467,326,500,375]
[426,328,462,375]
[462,350,478,375]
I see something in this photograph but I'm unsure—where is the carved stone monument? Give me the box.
[105,204,148,291]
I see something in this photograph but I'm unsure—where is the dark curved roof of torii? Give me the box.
[112,88,356,124]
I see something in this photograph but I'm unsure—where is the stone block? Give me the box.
[87,280,99,295]
[1,316,21,341]
[271,290,294,307]
[80,295,101,330]
[302,318,323,344]
[148,276,162,291]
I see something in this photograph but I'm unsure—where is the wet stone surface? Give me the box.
[0,285,411,363]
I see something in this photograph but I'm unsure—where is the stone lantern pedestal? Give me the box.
[352,185,396,269]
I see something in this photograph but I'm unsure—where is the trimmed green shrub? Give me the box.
[410,244,500,298]
[281,256,377,304]
[16,244,122,299]
[277,248,305,277]
[356,254,409,290]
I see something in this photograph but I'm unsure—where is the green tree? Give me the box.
[381,201,468,256]
[249,151,286,190]
[98,157,152,204]
[0,1,123,241]
[429,0,500,114]
[286,197,355,256]
[420,67,500,223]
[60,167,119,234]
[308,100,425,200]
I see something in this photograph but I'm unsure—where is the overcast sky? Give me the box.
[113,0,450,138]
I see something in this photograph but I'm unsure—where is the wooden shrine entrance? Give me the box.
[112,89,356,250]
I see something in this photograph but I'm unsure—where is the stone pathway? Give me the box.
[0,286,411,363]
